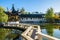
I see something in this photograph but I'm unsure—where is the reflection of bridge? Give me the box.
[3,23,60,40]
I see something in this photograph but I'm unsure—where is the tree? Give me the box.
[58,12,60,19]
[0,6,8,22]
[54,14,59,19]
[45,8,55,23]
[20,8,25,14]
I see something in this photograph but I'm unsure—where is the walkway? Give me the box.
[31,29,36,39]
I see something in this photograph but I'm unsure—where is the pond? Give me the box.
[0,23,60,40]
[41,23,60,39]
[0,28,22,40]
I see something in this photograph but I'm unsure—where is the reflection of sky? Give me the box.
[53,29,60,39]
[0,0,60,12]
[41,29,48,40]
[41,29,47,34]
[42,29,60,39]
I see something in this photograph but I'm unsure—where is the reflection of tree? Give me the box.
[59,27,60,30]
[54,25,60,30]
[45,24,54,36]
[0,28,11,40]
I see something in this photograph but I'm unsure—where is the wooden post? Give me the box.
[38,34,42,40]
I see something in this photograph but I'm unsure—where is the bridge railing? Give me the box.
[21,26,34,40]
[38,33,60,40]
[4,23,30,29]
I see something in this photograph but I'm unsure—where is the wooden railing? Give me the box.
[4,23,30,29]
[21,26,34,40]
[38,33,60,40]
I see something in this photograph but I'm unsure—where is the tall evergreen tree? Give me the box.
[12,4,16,13]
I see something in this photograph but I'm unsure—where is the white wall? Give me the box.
[20,18,45,22]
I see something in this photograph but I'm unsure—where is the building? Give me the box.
[19,14,46,23]
[5,4,46,23]
[5,4,19,22]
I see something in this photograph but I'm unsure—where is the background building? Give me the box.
[5,4,19,22]
[19,14,46,23]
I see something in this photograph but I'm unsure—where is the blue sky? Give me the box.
[0,0,60,12]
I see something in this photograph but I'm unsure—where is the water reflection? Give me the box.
[0,23,60,40]
[45,24,54,36]
[41,24,60,39]
[5,29,22,40]
[0,28,22,40]
[0,28,11,40]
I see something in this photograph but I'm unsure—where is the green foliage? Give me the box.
[0,28,11,40]
[45,24,54,36]
[58,12,60,19]
[0,6,8,22]
[45,8,55,22]
[7,33,18,39]
[20,8,25,14]
[45,8,54,18]
[20,8,30,14]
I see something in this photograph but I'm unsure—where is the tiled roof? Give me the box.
[19,14,45,18]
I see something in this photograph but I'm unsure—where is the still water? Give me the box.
[0,28,22,40]
[0,23,60,40]
[41,24,60,39]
